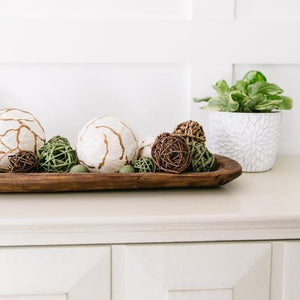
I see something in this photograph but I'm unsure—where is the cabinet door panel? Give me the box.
[271,242,300,300]
[112,243,271,300]
[0,246,110,300]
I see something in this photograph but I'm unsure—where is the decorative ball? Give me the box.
[173,120,206,144]
[48,136,70,145]
[119,165,135,173]
[70,164,89,173]
[38,136,77,173]
[132,157,156,173]
[0,108,45,171]
[190,141,215,172]
[8,151,38,173]
[137,136,156,158]
[76,116,139,173]
[151,133,191,174]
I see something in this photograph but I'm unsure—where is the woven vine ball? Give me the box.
[173,120,206,144]
[8,151,38,173]
[37,136,78,173]
[132,157,156,173]
[151,133,191,174]
[190,141,215,172]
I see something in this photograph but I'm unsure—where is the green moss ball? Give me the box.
[70,164,89,173]
[119,165,135,173]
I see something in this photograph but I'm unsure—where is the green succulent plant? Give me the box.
[193,70,293,113]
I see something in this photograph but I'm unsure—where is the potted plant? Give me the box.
[193,70,293,172]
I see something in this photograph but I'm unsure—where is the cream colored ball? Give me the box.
[0,108,46,171]
[137,136,156,158]
[77,116,139,173]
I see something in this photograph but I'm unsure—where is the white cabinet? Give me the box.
[0,242,299,299]
[0,246,110,300]
[112,243,272,300]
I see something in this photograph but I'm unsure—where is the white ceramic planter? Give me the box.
[207,111,282,172]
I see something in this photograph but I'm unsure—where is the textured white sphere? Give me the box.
[137,136,156,158]
[77,116,139,173]
[0,108,46,171]
[207,111,282,172]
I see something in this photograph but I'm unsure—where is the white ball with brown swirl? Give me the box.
[76,116,138,173]
[137,136,156,158]
[0,108,46,171]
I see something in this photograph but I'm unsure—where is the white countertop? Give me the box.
[0,156,299,246]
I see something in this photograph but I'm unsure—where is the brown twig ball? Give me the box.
[151,133,191,174]
[173,120,206,144]
[8,151,39,173]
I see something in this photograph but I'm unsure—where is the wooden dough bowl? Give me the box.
[0,155,242,193]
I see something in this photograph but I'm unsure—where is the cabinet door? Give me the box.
[0,246,110,300]
[271,242,300,300]
[112,243,271,300]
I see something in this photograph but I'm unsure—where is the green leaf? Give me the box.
[247,81,283,97]
[243,70,267,84]
[277,96,293,110]
[243,107,253,113]
[252,95,293,111]
[213,80,230,96]
[254,99,283,111]
[266,95,293,110]
[241,94,266,112]
[193,97,211,103]
[205,96,239,112]
[229,90,249,105]
[231,80,249,94]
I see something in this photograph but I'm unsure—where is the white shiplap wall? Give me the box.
[0,0,299,155]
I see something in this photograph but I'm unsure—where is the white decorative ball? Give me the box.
[76,116,139,173]
[137,136,156,158]
[0,108,46,171]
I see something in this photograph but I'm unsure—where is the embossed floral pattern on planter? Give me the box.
[207,111,282,172]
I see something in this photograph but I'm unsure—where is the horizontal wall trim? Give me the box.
[0,20,299,63]
[0,20,190,63]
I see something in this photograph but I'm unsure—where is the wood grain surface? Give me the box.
[0,155,242,193]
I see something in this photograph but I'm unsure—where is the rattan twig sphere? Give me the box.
[190,141,215,172]
[37,136,78,173]
[132,157,156,173]
[8,151,38,173]
[173,120,206,144]
[151,133,191,174]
